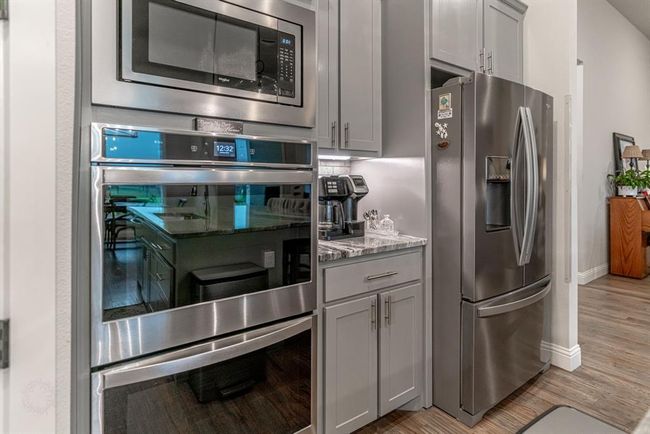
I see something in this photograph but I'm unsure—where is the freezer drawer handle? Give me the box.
[99,316,311,390]
[366,271,398,281]
[477,281,551,318]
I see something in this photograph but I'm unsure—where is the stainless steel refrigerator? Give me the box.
[431,72,553,426]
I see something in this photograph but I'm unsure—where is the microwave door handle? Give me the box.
[99,316,311,390]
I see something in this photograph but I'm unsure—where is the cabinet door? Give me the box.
[324,296,378,433]
[339,0,381,153]
[317,0,339,149]
[149,252,173,311]
[430,0,480,71]
[379,283,422,416]
[483,0,524,83]
[139,246,151,306]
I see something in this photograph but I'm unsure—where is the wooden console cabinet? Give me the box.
[609,197,650,279]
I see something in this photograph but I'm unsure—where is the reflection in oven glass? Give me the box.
[103,330,311,434]
[102,184,312,322]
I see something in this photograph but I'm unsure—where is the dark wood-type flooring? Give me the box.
[357,274,650,433]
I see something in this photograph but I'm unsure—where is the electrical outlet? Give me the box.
[263,250,275,269]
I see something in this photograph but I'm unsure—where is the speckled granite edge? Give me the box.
[318,233,427,262]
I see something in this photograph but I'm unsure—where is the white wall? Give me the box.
[1,0,74,431]
[577,0,650,277]
[0,17,8,432]
[56,0,75,431]
[524,0,581,370]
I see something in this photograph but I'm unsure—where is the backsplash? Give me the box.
[318,159,351,176]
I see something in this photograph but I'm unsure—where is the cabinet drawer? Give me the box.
[324,251,421,302]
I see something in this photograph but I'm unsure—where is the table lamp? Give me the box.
[622,145,643,170]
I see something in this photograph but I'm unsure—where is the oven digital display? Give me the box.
[214,142,236,159]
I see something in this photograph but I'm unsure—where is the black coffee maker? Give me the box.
[318,175,369,240]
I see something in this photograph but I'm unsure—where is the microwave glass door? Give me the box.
[94,317,313,434]
[124,0,299,103]
[100,179,312,322]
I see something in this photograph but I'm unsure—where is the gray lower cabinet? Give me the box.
[322,250,424,433]
[148,250,173,312]
[430,0,526,83]
[317,0,381,155]
[324,296,378,434]
[378,283,422,416]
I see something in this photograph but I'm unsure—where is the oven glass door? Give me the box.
[92,166,315,366]
[123,0,299,103]
[93,316,313,434]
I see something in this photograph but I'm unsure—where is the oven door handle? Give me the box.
[99,316,312,390]
[96,166,314,185]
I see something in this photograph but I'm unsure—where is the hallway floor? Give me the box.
[357,275,650,433]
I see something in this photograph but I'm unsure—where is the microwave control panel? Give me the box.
[278,32,296,98]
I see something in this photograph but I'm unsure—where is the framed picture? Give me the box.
[613,132,636,172]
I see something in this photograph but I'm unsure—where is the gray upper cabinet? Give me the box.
[429,0,526,82]
[324,295,378,434]
[317,0,339,149]
[339,0,382,152]
[429,0,480,71]
[482,0,525,83]
[317,0,381,155]
[378,283,422,416]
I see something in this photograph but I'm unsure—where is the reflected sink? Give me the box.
[154,212,205,222]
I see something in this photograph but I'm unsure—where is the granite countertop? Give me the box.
[128,206,310,238]
[318,232,427,262]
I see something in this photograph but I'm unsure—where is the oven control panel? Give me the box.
[98,126,312,166]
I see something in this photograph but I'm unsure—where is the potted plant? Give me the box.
[609,169,647,197]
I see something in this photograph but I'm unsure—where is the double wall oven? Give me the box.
[90,123,317,433]
[92,0,316,127]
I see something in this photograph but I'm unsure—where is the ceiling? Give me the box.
[606,0,650,40]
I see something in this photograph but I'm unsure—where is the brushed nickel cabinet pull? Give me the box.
[371,300,377,330]
[384,296,390,326]
[344,122,350,148]
[366,271,398,281]
[331,121,337,147]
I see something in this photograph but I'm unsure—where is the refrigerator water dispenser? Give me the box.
[485,156,511,231]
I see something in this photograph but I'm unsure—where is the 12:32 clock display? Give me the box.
[213,142,236,159]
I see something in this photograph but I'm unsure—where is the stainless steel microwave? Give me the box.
[92,0,316,127]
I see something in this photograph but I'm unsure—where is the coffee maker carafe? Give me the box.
[318,175,369,240]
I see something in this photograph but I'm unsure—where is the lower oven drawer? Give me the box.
[461,276,551,416]
[92,316,315,434]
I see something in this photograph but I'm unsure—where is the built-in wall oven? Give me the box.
[92,0,316,127]
[90,123,317,368]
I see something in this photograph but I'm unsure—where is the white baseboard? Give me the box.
[577,263,608,285]
[541,341,582,371]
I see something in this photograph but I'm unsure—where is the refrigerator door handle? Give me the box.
[520,107,539,265]
[477,276,551,318]
[511,108,526,263]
